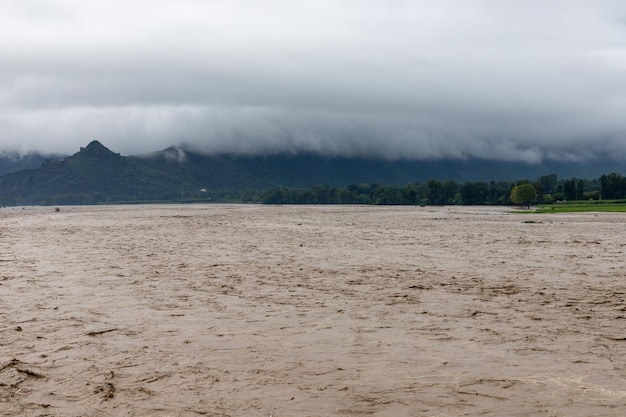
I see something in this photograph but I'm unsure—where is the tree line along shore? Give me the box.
[5,172,626,208]
[255,173,626,206]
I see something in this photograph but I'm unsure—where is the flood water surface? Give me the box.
[1,204,625,416]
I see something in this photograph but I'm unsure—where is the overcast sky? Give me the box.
[2,1,626,162]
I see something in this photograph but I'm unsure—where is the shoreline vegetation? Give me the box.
[533,201,626,213]
[5,199,626,214]
[4,172,626,212]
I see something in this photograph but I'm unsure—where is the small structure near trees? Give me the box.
[511,183,537,209]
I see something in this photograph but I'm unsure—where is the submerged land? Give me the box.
[1,204,625,416]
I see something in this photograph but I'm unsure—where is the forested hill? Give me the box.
[0,151,61,177]
[0,140,624,205]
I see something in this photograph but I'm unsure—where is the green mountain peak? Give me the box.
[77,140,116,157]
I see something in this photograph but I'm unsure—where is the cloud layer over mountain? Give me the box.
[2,1,626,161]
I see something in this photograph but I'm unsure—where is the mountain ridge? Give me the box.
[0,140,624,205]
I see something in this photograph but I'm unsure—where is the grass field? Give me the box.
[533,200,626,213]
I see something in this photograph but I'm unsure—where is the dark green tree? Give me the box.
[426,179,441,205]
[537,174,558,194]
[459,182,488,205]
[563,178,577,200]
[600,173,626,200]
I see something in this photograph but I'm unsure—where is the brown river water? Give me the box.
[1,204,625,416]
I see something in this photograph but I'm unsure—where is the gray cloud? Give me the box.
[1,0,626,161]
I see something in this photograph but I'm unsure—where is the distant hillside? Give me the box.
[0,151,61,176]
[0,140,624,205]
[0,141,187,205]
[137,146,625,188]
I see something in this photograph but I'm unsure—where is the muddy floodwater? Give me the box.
[1,204,625,416]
